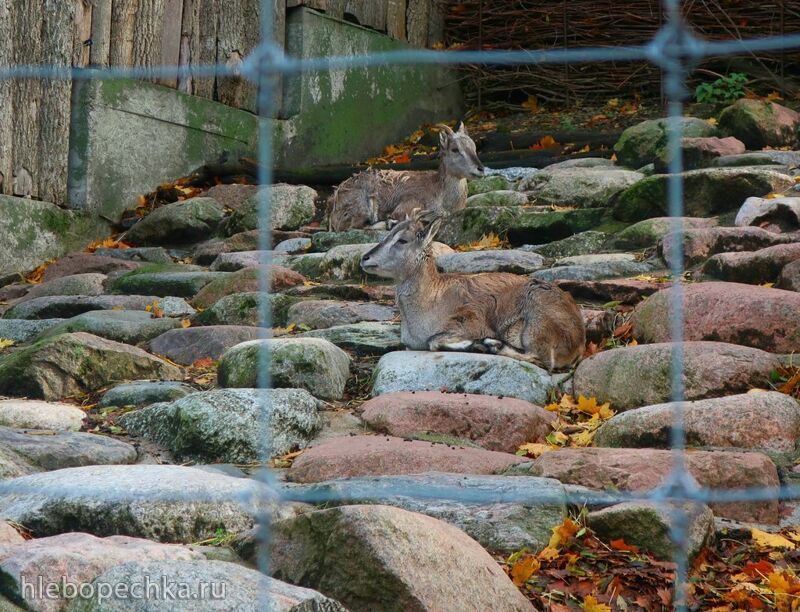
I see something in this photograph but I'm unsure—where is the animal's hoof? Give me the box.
[481,338,503,353]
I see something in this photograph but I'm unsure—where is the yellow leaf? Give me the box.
[606,98,619,109]
[578,144,591,153]
[768,571,794,594]
[0,338,16,349]
[706,117,718,126]
[548,518,579,548]
[517,442,553,458]
[764,91,783,102]
[560,394,578,409]
[285,323,297,333]
[761,282,775,288]
[766,193,783,199]
[582,595,612,612]
[751,528,796,550]
[571,430,595,447]
[610,153,618,162]
[627,338,638,347]
[537,546,560,561]
[510,555,540,586]
[544,402,560,412]
[454,233,510,252]
[545,431,569,447]
[181,319,191,329]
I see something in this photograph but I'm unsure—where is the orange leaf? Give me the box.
[548,518,579,548]
[610,538,640,553]
[537,546,560,562]
[510,555,540,586]
[180,319,191,329]
[529,135,559,151]
[743,559,774,578]
[24,261,52,284]
[522,95,539,113]
[392,153,412,164]
[192,357,215,369]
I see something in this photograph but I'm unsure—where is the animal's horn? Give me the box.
[436,123,455,136]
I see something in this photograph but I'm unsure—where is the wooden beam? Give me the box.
[406,0,430,47]
[159,0,184,87]
[387,0,407,40]
[90,0,112,67]
[0,0,12,195]
[109,0,137,66]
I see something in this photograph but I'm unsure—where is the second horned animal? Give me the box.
[327,122,484,231]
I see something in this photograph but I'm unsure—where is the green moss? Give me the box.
[613,176,668,222]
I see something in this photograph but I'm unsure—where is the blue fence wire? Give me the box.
[0,0,799,609]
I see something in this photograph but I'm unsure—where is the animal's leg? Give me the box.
[480,338,551,370]
[428,331,488,353]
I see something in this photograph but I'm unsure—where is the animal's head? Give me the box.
[360,208,443,279]
[439,122,485,179]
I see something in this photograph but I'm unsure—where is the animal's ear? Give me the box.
[415,211,443,244]
[456,121,468,136]
[437,124,454,148]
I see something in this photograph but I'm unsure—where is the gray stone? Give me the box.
[192,265,303,308]
[70,77,258,222]
[661,226,796,267]
[110,271,227,297]
[735,196,800,232]
[68,560,347,612]
[210,251,288,271]
[194,292,271,327]
[99,381,197,409]
[467,175,513,195]
[573,341,781,410]
[34,310,182,345]
[42,254,140,283]
[466,190,529,207]
[149,326,263,365]
[93,246,173,264]
[154,296,196,318]
[613,167,794,222]
[0,464,290,542]
[310,229,388,252]
[0,426,136,473]
[218,338,351,400]
[270,505,533,612]
[372,351,553,404]
[0,533,203,612]
[594,391,800,456]
[287,300,396,329]
[0,399,85,431]
[608,216,718,250]
[436,250,544,274]
[613,117,717,168]
[532,259,657,282]
[119,388,322,461]
[274,237,312,254]
[285,473,566,554]
[205,184,258,210]
[0,332,182,400]
[286,253,326,279]
[716,150,800,168]
[780,259,800,291]
[0,196,109,278]
[300,322,403,356]
[553,253,637,267]
[520,168,643,208]
[223,184,317,234]
[320,243,376,280]
[124,198,226,246]
[718,98,800,149]
[523,231,610,258]
[0,320,64,343]
[3,295,166,320]
[700,243,800,284]
[21,274,107,302]
[588,502,714,561]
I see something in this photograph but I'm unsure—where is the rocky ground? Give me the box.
[0,98,800,610]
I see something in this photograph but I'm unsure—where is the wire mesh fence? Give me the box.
[0,0,799,609]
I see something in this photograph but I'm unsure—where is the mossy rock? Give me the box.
[613,117,717,168]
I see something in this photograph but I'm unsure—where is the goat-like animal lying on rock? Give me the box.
[327,122,485,231]
[360,209,586,371]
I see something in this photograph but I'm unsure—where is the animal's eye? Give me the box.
[397,238,408,244]
[450,148,459,153]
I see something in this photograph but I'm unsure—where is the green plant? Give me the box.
[558,116,577,132]
[694,73,747,104]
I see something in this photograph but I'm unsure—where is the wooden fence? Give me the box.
[0,0,444,204]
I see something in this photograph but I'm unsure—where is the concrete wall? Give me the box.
[276,8,462,171]
[68,78,259,222]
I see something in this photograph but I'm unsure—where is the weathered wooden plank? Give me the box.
[73,0,93,68]
[427,0,445,46]
[109,0,137,66]
[0,0,12,195]
[12,1,43,199]
[406,0,430,47]
[159,0,184,87]
[38,0,76,204]
[387,0,407,40]
[322,0,345,20]
[132,0,166,71]
[177,0,201,94]
[194,0,219,100]
[345,0,386,31]
[90,0,112,66]
[216,0,260,111]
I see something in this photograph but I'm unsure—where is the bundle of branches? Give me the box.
[444,0,800,110]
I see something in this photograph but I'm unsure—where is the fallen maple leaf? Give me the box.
[549,518,580,548]
[0,338,15,350]
[529,135,559,150]
[192,357,215,369]
[743,559,774,578]
[516,442,554,458]
[455,233,510,252]
[582,595,611,612]
[751,528,796,550]
[537,546,560,561]
[522,95,539,113]
[510,555,540,586]
[85,237,131,252]
[610,538,640,553]
[24,261,51,284]
[180,319,191,329]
